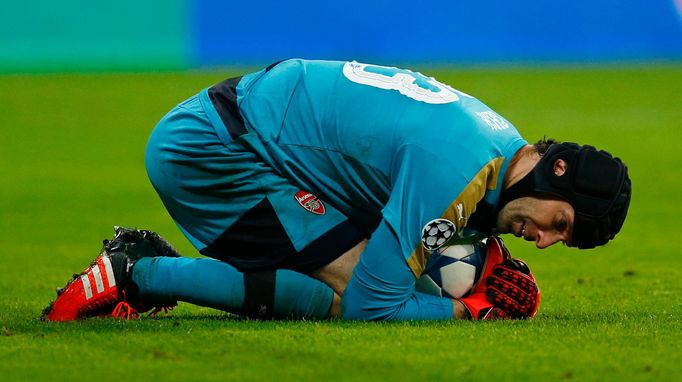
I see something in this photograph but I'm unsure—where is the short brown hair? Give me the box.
[532,137,560,156]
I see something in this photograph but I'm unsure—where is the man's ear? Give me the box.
[554,159,567,176]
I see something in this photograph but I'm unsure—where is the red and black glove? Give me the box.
[459,237,540,320]
[486,258,540,319]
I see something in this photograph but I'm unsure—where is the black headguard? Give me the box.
[498,142,631,249]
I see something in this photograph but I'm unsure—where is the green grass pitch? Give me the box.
[0,66,680,381]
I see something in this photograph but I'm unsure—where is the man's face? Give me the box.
[495,196,574,249]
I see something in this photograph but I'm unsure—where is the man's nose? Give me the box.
[535,231,560,249]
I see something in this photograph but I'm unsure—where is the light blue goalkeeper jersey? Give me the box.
[222,59,527,320]
[167,59,526,320]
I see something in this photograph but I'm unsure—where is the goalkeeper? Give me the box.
[44,59,631,321]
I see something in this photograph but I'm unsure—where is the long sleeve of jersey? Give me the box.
[341,218,454,320]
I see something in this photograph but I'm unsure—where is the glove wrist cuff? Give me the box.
[459,293,494,320]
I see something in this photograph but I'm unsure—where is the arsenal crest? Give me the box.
[294,191,326,215]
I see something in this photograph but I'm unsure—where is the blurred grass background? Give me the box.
[0,66,680,381]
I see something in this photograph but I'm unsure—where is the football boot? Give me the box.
[42,227,179,321]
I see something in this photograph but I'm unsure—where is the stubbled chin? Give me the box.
[494,218,510,234]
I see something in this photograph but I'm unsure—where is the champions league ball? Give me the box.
[415,241,486,299]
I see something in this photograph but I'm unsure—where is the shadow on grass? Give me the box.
[6,307,676,338]
[10,311,484,336]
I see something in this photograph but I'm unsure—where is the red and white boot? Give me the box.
[42,227,180,321]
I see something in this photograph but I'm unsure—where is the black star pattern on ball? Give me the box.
[421,219,456,250]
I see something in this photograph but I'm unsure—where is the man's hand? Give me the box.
[485,259,540,319]
[458,237,540,320]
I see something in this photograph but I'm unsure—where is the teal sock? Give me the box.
[132,257,333,319]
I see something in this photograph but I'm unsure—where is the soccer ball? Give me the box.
[415,241,486,299]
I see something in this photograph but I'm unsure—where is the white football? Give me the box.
[415,242,486,298]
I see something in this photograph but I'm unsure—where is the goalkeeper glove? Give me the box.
[459,237,540,320]
[485,258,540,319]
